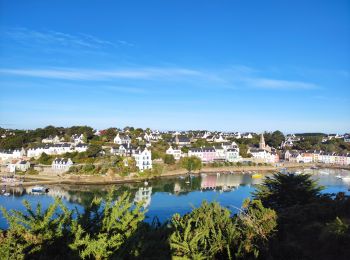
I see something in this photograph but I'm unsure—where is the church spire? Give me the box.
[259,133,265,150]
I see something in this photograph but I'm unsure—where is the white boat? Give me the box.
[335,175,343,179]
[32,186,49,193]
[3,192,10,196]
[295,171,303,175]
[200,173,207,177]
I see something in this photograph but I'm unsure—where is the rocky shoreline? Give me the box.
[1,163,349,187]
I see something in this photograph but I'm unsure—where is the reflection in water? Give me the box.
[200,173,264,191]
[1,169,350,229]
[134,186,152,208]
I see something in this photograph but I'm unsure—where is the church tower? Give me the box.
[259,133,266,150]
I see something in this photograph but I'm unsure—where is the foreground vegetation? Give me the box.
[1,173,350,259]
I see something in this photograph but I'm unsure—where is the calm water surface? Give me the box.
[1,168,350,229]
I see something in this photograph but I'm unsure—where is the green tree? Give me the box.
[170,201,237,259]
[164,154,175,165]
[70,191,146,260]
[38,152,52,165]
[180,156,202,172]
[253,172,324,210]
[0,198,73,259]
[86,144,102,158]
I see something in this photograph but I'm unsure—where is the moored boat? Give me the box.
[251,173,263,179]
[32,186,49,193]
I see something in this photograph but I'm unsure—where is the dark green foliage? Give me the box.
[86,144,102,158]
[253,172,324,210]
[164,154,175,165]
[37,152,52,165]
[254,173,350,259]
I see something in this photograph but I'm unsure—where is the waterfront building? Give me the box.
[51,158,73,171]
[132,147,152,171]
[0,148,26,161]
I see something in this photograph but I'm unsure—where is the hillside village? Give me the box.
[0,126,349,175]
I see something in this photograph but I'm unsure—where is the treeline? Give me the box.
[0,126,94,150]
[1,173,350,259]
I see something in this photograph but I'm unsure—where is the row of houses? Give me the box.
[27,143,88,158]
[173,142,241,163]
[285,150,350,165]
[0,143,89,162]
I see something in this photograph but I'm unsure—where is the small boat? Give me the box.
[178,176,185,180]
[3,193,10,196]
[216,172,220,177]
[335,175,343,179]
[200,173,207,177]
[252,173,263,179]
[32,186,49,193]
[311,166,318,170]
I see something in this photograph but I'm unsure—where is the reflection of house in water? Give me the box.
[201,174,250,191]
[134,186,152,208]
[24,186,82,203]
[173,182,181,194]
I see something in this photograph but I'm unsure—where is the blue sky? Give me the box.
[0,0,349,133]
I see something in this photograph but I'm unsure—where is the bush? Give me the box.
[164,154,175,165]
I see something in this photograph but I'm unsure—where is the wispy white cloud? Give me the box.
[0,65,319,91]
[241,77,317,89]
[4,27,133,49]
[0,67,202,81]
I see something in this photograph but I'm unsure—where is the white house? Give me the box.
[52,158,73,171]
[166,146,182,160]
[42,135,61,144]
[74,143,88,153]
[16,160,31,171]
[132,147,152,171]
[225,148,240,162]
[0,148,26,161]
[71,134,85,144]
[242,133,253,139]
[113,133,131,145]
[249,148,279,163]
[27,144,74,158]
[214,134,228,143]
[111,143,135,157]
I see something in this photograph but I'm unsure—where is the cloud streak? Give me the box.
[0,65,319,91]
[4,27,133,49]
[242,77,317,89]
[0,67,201,81]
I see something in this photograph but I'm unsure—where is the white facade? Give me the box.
[113,133,131,145]
[166,146,182,160]
[42,135,61,144]
[52,158,73,171]
[16,160,30,171]
[71,134,85,144]
[0,148,25,161]
[132,147,152,171]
